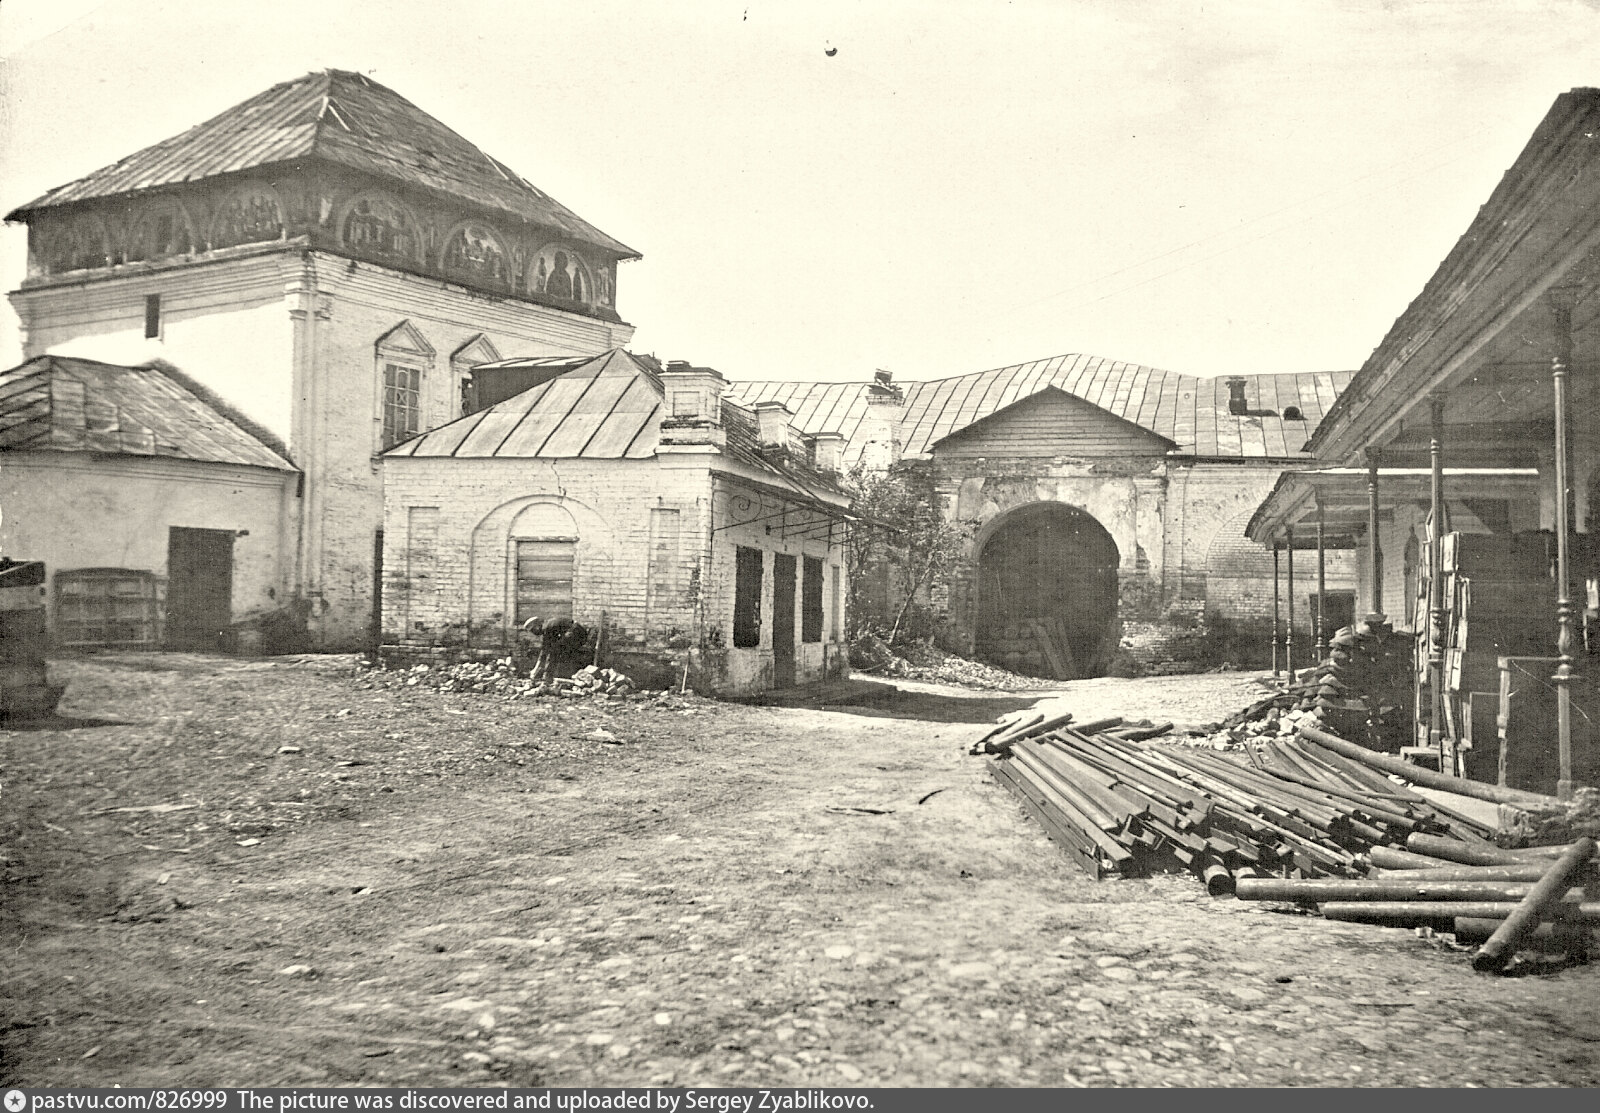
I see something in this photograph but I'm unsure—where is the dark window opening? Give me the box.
[733,546,763,648]
[1282,405,1304,421]
[144,293,161,339]
[802,556,824,643]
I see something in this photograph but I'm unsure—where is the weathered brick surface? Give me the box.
[12,250,631,649]
[380,456,848,694]
[907,452,1356,673]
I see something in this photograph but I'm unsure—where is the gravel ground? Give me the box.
[2,654,1595,1088]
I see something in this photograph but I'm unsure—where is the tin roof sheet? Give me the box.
[0,355,296,470]
[732,356,1350,460]
[9,70,637,259]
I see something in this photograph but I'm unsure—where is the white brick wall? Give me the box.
[380,455,848,694]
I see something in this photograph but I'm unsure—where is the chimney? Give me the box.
[810,432,845,473]
[658,362,726,447]
[1226,377,1249,416]
[752,400,793,454]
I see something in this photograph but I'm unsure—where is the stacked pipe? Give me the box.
[1228,723,1597,970]
[975,711,1488,890]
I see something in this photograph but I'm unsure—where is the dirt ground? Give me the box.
[3,655,1598,1088]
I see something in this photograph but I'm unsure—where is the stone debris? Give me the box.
[850,635,1060,691]
[356,658,667,702]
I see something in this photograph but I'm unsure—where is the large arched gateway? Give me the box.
[974,503,1119,678]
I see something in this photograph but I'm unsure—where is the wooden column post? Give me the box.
[1272,541,1282,680]
[1316,493,1328,660]
[1366,447,1385,625]
[1550,290,1578,801]
[1428,394,1448,769]
[1285,524,1296,681]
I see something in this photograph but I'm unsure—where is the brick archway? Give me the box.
[974,502,1119,678]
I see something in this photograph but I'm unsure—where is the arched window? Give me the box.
[211,186,284,249]
[341,195,419,263]
[440,222,509,286]
[124,199,194,263]
[46,215,111,273]
[529,243,593,306]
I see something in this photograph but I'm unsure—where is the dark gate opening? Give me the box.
[975,503,1119,679]
[166,527,234,651]
[772,552,797,689]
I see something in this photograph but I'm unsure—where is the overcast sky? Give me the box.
[4,0,1600,381]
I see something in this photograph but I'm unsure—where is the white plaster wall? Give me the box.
[0,452,295,630]
[12,254,300,442]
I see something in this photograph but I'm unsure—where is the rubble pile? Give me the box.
[852,636,1061,691]
[1190,619,1413,750]
[361,659,647,701]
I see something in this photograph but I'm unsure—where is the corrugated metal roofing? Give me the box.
[389,349,849,498]
[0,355,296,471]
[8,70,638,260]
[725,380,876,445]
[732,356,1351,460]
[390,350,660,460]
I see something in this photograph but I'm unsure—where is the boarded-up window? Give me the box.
[515,540,575,625]
[405,507,439,631]
[802,556,824,643]
[733,546,763,648]
[383,363,422,449]
[647,508,681,630]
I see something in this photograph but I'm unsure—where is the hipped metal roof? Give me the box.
[0,355,296,471]
[385,349,849,502]
[7,70,639,260]
[732,355,1350,460]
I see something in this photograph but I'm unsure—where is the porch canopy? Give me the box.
[1246,468,1542,546]
[1283,87,1600,798]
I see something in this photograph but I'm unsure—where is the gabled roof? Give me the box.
[732,355,1350,460]
[930,384,1179,452]
[7,70,638,260]
[895,355,1349,458]
[0,355,296,471]
[386,349,848,499]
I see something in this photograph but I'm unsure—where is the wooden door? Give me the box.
[515,540,575,625]
[166,527,234,651]
[772,553,797,688]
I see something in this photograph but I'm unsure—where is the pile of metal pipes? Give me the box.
[975,712,1485,888]
[1235,835,1598,971]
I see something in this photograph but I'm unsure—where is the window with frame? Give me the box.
[382,363,422,449]
[733,546,764,648]
[801,556,824,643]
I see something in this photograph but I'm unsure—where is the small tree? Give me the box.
[846,462,977,645]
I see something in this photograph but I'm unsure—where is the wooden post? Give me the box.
[1366,447,1384,624]
[1315,493,1328,660]
[1550,291,1578,801]
[1272,541,1282,679]
[1428,394,1448,769]
[1285,524,1296,681]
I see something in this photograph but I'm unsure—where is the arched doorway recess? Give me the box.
[975,503,1119,678]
